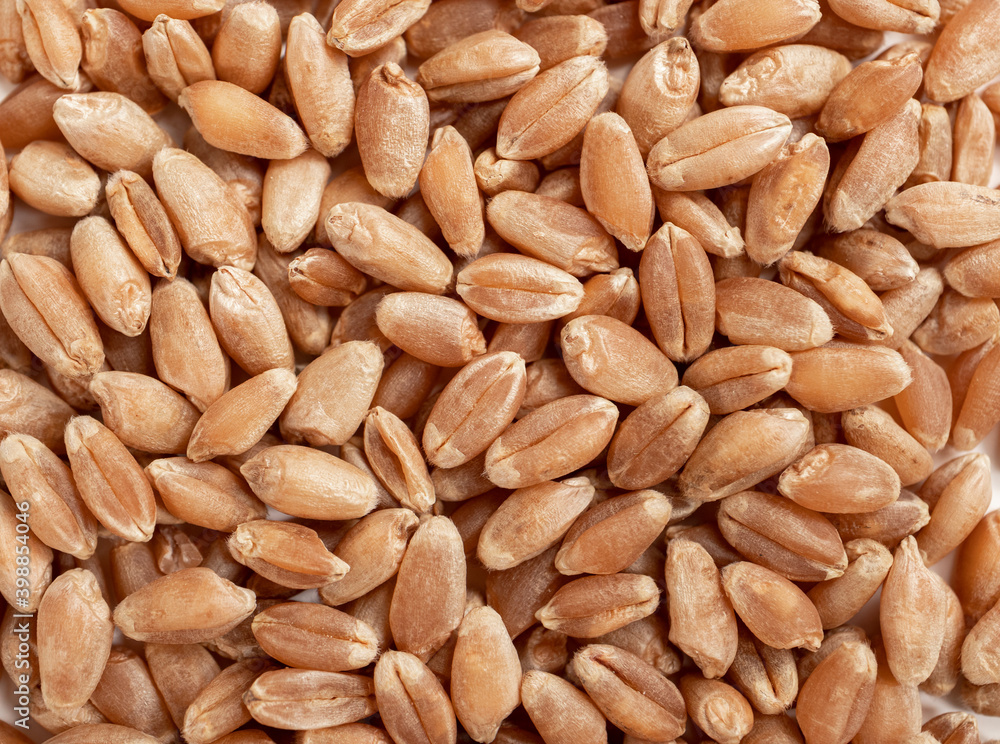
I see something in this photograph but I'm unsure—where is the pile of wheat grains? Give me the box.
[0,0,999,742]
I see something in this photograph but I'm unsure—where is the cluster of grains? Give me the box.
[2,0,1000,742]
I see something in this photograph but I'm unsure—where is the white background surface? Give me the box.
[1,24,1000,743]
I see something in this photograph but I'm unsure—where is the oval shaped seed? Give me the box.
[208,266,294,375]
[288,248,367,308]
[842,406,933,487]
[106,171,183,280]
[186,368,297,463]
[180,657,271,744]
[665,538,738,679]
[827,489,930,550]
[486,190,617,277]
[726,626,798,715]
[180,80,308,160]
[17,0,81,89]
[153,148,256,271]
[376,293,486,369]
[285,13,353,158]
[556,489,671,576]
[778,443,901,514]
[893,341,951,454]
[719,490,847,582]
[327,0,430,56]
[808,538,892,629]
[0,434,98,559]
[824,99,921,233]
[816,54,922,141]
[924,0,1000,103]
[679,675,753,744]
[962,592,1000,686]
[512,14,606,72]
[485,394,618,489]
[319,508,419,606]
[280,341,383,448]
[881,536,947,686]
[573,644,685,741]
[785,343,912,413]
[457,253,585,323]
[145,457,265,531]
[424,351,526,468]
[647,106,792,192]
[451,607,521,743]
[144,643,220,730]
[719,44,851,118]
[114,567,256,643]
[244,669,377,730]
[66,415,156,543]
[745,135,829,265]
[884,181,1000,248]
[389,516,466,661]
[496,55,609,160]
[37,569,113,711]
[141,15,215,103]
[241,445,378,521]
[0,76,76,150]
[952,334,1000,450]
[229,520,348,590]
[617,38,699,158]
[420,126,484,257]
[715,276,833,351]
[536,573,659,637]
[0,254,104,379]
[211,1,280,95]
[374,651,456,744]
[560,315,677,406]
[260,151,331,255]
[654,193,741,261]
[817,228,919,292]
[0,486,52,612]
[682,345,792,414]
[721,561,822,650]
[579,112,653,251]
[521,670,607,744]
[364,406,435,513]
[689,0,820,52]
[326,203,453,294]
[678,407,811,502]
[954,511,1000,621]
[951,92,994,187]
[913,289,1000,357]
[89,646,176,741]
[639,222,714,363]
[149,277,230,412]
[916,453,991,567]
[779,250,891,342]
[374,352,441,420]
[796,640,877,744]
[418,30,539,102]
[0,370,73,453]
[356,62,428,199]
[90,371,199,455]
[478,477,594,571]
[55,92,173,180]
[945,238,1000,298]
